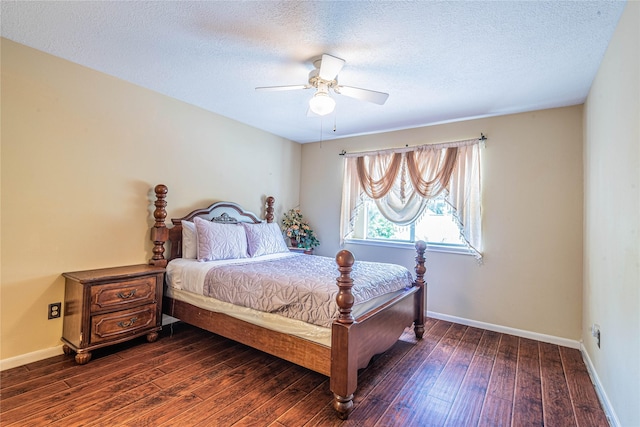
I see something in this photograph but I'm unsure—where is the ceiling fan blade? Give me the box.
[318,54,345,81]
[255,84,309,92]
[336,85,389,105]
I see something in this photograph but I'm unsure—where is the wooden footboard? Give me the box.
[149,184,427,420]
[330,243,426,419]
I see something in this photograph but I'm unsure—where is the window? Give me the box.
[348,196,470,253]
[340,137,483,258]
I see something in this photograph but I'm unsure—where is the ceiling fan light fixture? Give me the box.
[309,91,335,116]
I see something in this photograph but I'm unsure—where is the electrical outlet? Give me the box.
[591,324,601,348]
[48,302,61,319]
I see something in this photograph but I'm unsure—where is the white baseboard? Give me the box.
[580,344,620,427]
[0,345,64,372]
[427,311,581,349]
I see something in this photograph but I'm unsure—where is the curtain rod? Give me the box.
[339,133,487,156]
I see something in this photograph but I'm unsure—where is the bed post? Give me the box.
[413,240,427,339]
[149,184,168,267]
[265,196,275,223]
[331,250,356,420]
[335,251,355,325]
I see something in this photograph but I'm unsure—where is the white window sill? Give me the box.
[344,238,475,256]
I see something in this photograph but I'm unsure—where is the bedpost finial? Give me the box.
[154,184,168,196]
[266,196,275,223]
[336,250,354,268]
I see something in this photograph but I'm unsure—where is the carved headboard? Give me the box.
[149,184,275,266]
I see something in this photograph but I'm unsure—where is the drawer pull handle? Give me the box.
[117,317,138,328]
[116,290,137,299]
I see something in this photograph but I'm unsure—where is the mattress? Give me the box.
[165,253,414,346]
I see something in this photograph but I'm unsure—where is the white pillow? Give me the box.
[194,217,248,261]
[243,222,289,257]
[181,220,197,259]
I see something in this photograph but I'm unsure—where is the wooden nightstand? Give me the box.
[61,264,165,364]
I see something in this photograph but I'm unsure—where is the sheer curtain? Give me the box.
[340,138,482,258]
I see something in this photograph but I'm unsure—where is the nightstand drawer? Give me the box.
[91,304,156,344]
[90,276,156,312]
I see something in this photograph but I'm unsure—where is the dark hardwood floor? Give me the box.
[0,318,609,426]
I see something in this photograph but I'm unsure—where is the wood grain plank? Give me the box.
[272,379,332,426]
[0,380,71,414]
[444,355,494,426]
[478,396,514,427]
[513,338,544,427]
[559,347,610,427]
[4,369,165,426]
[474,329,501,359]
[540,342,577,426]
[478,334,519,427]
[429,327,484,401]
[89,387,202,426]
[0,364,29,383]
[376,322,467,426]
[410,326,484,426]
[234,371,327,427]
[157,355,290,425]
[194,365,305,426]
[190,352,279,400]
[0,353,121,400]
[119,391,204,427]
[85,344,247,426]
[49,382,161,426]
[62,334,202,388]
[444,330,498,426]
[1,360,164,424]
[151,340,242,389]
[0,355,76,389]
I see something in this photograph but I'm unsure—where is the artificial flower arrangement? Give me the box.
[281,208,320,249]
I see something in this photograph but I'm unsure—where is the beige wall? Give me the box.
[0,39,301,361]
[583,2,640,426]
[301,106,584,341]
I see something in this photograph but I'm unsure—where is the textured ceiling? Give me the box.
[1,1,626,143]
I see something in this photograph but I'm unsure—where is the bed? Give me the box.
[148,184,427,419]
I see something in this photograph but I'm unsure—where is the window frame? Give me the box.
[344,237,474,256]
[346,198,475,256]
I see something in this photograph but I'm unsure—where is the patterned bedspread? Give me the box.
[202,255,413,328]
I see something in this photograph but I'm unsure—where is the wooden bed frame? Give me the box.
[148,184,426,419]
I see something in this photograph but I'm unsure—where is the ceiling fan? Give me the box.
[255,54,389,116]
